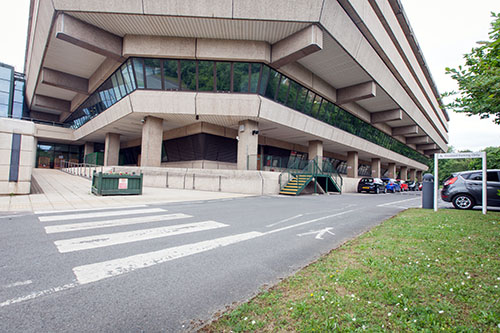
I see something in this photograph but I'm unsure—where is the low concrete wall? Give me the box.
[341,176,361,193]
[161,160,236,170]
[102,166,281,195]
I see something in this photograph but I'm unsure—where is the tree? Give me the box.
[444,12,500,124]
[468,146,500,169]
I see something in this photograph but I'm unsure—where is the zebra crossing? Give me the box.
[36,205,255,286]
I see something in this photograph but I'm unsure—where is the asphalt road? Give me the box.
[0,191,422,332]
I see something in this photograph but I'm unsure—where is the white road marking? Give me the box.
[377,197,420,207]
[265,210,356,235]
[297,227,335,240]
[38,208,166,222]
[44,213,192,234]
[54,221,229,253]
[0,283,78,308]
[2,280,33,289]
[35,205,149,215]
[266,214,303,228]
[73,231,263,284]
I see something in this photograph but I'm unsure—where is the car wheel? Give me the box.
[452,194,475,210]
[375,187,380,194]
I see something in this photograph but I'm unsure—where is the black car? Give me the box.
[441,169,500,209]
[357,177,386,194]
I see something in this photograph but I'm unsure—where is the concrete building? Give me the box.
[1,0,448,195]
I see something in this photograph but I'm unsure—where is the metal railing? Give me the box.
[278,157,343,193]
[60,160,103,179]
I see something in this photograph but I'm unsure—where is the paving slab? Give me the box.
[0,169,251,213]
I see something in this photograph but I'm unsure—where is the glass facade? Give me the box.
[0,63,28,120]
[64,58,429,165]
[36,142,83,169]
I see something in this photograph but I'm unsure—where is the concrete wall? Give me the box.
[161,160,237,170]
[0,119,37,194]
[102,166,281,195]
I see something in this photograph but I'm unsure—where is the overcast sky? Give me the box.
[0,0,498,152]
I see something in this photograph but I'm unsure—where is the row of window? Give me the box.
[64,58,429,165]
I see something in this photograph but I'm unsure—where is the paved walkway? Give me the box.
[0,169,251,212]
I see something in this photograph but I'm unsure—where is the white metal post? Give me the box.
[482,151,487,215]
[434,153,438,212]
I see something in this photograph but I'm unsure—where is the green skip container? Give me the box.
[91,172,143,196]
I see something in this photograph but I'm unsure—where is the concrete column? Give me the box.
[347,151,358,178]
[400,166,408,181]
[140,116,164,167]
[237,120,259,170]
[104,133,120,166]
[308,140,323,168]
[371,158,381,178]
[84,142,94,157]
[387,163,396,179]
[409,168,417,181]
[416,170,423,182]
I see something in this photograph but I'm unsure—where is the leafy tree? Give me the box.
[444,12,500,124]
[468,146,500,169]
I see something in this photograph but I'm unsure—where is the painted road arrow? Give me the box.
[297,227,335,240]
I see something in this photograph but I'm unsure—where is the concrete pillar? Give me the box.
[400,166,408,181]
[104,133,120,166]
[237,120,259,170]
[140,116,164,167]
[84,142,94,157]
[387,163,396,179]
[308,140,323,168]
[416,170,423,182]
[409,168,416,181]
[371,158,381,178]
[347,151,358,178]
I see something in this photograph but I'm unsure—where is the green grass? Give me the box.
[203,209,500,332]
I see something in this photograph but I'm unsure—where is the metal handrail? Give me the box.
[278,157,343,193]
[60,160,103,179]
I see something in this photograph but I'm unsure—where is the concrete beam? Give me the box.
[371,109,403,124]
[392,125,419,136]
[406,136,430,144]
[41,67,89,95]
[55,13,123,60]
[33,95,70,113]
[424,149,441,156]
[337,81,376,104]
[271,25,323,68]
[416,143,438,150]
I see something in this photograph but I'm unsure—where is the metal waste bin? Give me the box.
[422,173,434,209]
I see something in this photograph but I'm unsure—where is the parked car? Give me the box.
[398,180,409,191]
[385,179,401,193]
[357,177,386,194]
[407,181,420,191]
[441,169,500,209]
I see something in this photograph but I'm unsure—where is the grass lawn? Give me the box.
[203,209,500,332]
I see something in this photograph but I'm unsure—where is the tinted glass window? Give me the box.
[198,61,214,92]
[249,63,261,93]
[233,62,250,93]
[487,171,499,182]
[180,60,196,91]
[469,172,482,181]
[259,66,270,95]
[163,60,179,90]
[0,91,9,105]
[144,59,162,89]
[216,62,231,92]
[132,58,145,88]
[264,69,280,100]
[276,75,289,104]
[0,66,12,80]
